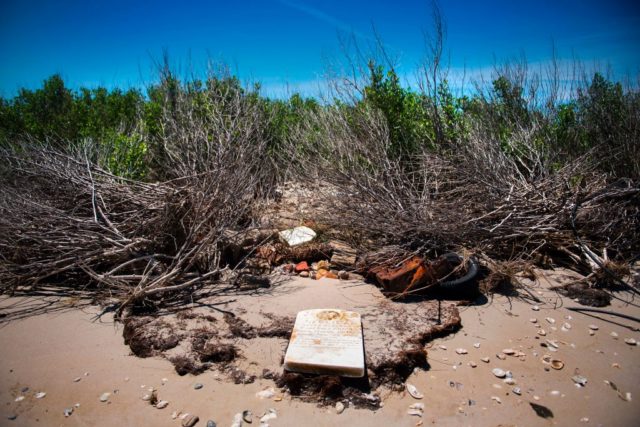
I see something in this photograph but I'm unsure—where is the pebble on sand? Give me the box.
[335,401,345,414]
[35,392,46,399]
[193,383,203,390]
[456,348,468,354]
[156,400,169,409]
[588,324,599,331]
[99,392,110,402]
[64,408,73,417]
[492,368,506,378]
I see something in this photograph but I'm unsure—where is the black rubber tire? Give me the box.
[438,253,479,290]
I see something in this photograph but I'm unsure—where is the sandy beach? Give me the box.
[1,269,639,427]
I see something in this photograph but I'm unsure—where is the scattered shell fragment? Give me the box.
[256,388,275,399]
[562,323,572,331]
[193,383,203,390]
[35,392,46,399]
[408,402,424,417]
[530,318,538,323]
[545,317,556,324]
[172,411,180,420]
[14,396,24,402]
[492,368,506,378]
[456,348,468,355]
[588,324,599,331]
[604,380,632,402]
[624,338,637,346]
[546,340,559,349]
[496,353,507,360]
[502,348,516,355]
[551,360,565,370]
[260,408,277,423]
[64,407,73,417]
[491,396,502,404]
[589,330,595,336]
[481,357,490,363]
[550,390,560,396]
[141,394,151,401]
[231,412,242,427]
[572,375,588,387]
[439,345,447,350]
[73,377,81,383]
[156,400,169,409]
[537,329,547,336]
[335,401,345,414]
[532,306,540,311]
[406,383,424,399]
[503,378,516,385]
[242,410,253,423]
[99,392,110,402]
[513,387,522,395]
[611,332,619,338]
[469,361,477,368]
[580,417,589,423]
[473,343,481,348]
[182,415,200,427]
[612,363,620,369]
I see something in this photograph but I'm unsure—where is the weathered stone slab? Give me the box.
[283,309,364,377]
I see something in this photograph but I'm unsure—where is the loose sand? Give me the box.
[1,270,639,426]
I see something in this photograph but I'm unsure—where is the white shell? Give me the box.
[335,401,345,414]
[502,348,516,355]
[35,392,46,399]
[99,392,110,402]
[256,387,275,399]
[456,348,468,354]
[624,338,637,346]
[156,400,169,409]
[406,383,424,399]
[260,408,277,422]
[588,324,599,330]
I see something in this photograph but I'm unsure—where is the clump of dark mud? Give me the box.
[170,355,208,376]
[123,317,182,358]
[223,313,294,339]
[275,372,376,407]
[553,283,611,307]
[199,342,238,363]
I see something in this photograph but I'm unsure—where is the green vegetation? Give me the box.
[1,65,638,180]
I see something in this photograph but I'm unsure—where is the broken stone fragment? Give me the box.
[295,261,309,272]
[329,240,357,267]
[279,226,316,247]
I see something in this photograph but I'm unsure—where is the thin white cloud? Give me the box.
[277,0,373,42]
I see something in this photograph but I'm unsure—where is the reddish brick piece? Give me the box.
[295,261,310,272]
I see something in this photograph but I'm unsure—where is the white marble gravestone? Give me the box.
[283,309,365,377]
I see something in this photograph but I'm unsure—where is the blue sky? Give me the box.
[1,0,639,98]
